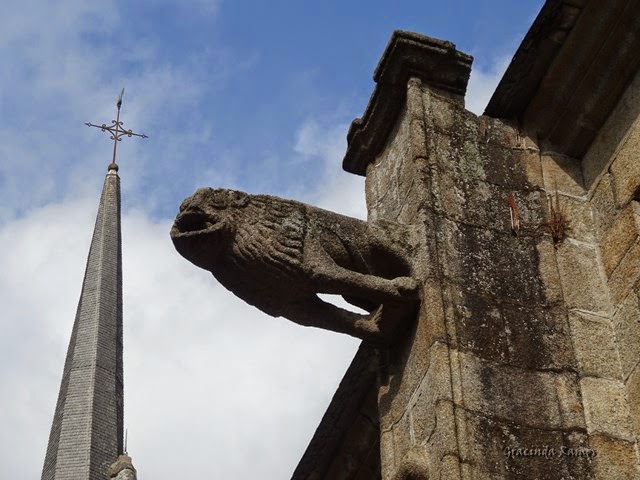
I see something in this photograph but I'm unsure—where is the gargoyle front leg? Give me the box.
[304,239,419,303]
[282,295,396,342]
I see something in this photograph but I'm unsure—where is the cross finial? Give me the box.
[86,88,148,173]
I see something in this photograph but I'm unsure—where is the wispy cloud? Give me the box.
[0,2,362,478]
[0,0,238,222]
[1,1,540,477]
[0,192,359,479]
[465,55,510,115]
[294,118,367,219]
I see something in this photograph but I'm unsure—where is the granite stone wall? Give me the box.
[367,76,640,479]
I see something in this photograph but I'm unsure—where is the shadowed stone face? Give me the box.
[171,187,419,342]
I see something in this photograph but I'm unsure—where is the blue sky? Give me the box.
[0,0,543,478]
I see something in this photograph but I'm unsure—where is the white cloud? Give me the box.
[0,193,359,479]
[146,0,222,15]
[465,56,511,116]
[294,119,345,161]
[294,118,367,220]
[0,1,535,476]
[0,2,364,476]
[0,196,98,478]
[0,0,231,221]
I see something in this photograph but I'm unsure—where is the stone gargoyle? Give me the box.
[170,188,419,342]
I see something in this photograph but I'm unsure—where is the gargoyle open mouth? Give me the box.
[173,211,215,236]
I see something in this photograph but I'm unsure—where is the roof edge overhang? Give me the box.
[485,0,640,159]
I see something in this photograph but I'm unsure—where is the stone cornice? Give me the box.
[343,31,473,176]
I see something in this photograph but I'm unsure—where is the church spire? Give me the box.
[42,92,145,480]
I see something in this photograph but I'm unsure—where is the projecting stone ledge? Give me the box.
[343,30,473,176]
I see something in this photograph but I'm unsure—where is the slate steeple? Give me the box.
[41,163,125,479]
[42,92,145,480]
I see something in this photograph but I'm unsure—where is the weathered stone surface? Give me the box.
[480,143,532,191]
[362,27,635,476]
[590,173,617,237]
[454,407,592,479]
[379,279,448,416]
[536,238,564,304]
[429,133,483,181]
[555,374,587,431]
[457,410,523,476]
[420,400,458,467]
[612,292,640,379]
[541,153,585,198]
[590,435,639,480]
[475,116,521,148]
[445,281,576,374]
[365,103,421,225]
[626,365,640,441]
[512,148,545,191]
[391,412,412,469]
[437,219,545,305]
[390,446,431,480]
[379,339,451,432]
[503,304,575,371]
[447,289,507,364]
[454,350,578,429]
[431,169,544,233]
[569,311,621,379]
[422,86,458,132]
[460,464,496,480]
[380,428,395,480]
[580,377,634,441]
[378,304,450,438]
[408,343,454,442]
[484,1,583,123]
[607,240,640,306]
[556,241,611,314]
[609,119,640,206]
[418,279,447,347]
[558,195,595,243]
[171,188,420,342]
[440,455,461,480]
[600,201,640,276]
[506,0,640,160]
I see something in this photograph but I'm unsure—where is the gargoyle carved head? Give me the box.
[171,188,249,267]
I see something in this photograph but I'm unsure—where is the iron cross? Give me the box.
[86,88,148,168]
